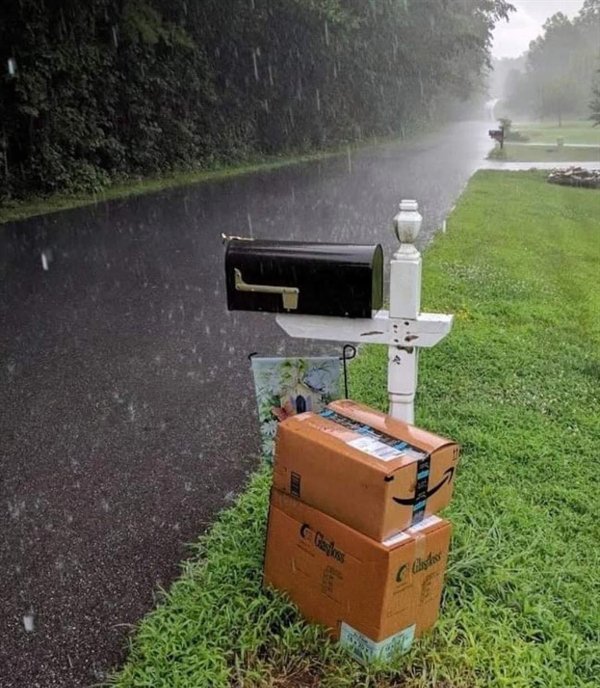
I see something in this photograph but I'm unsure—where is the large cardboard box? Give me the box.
[273,399,459,541]
[264,489,452,662]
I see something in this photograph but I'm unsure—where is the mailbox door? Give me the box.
[225,240,383,318]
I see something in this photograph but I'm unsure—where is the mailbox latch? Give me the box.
[234,268,299,311]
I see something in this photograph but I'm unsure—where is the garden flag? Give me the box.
[250,356,342,461]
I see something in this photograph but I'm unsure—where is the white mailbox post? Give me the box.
[276,199,453,424]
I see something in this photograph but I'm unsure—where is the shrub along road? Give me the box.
[0,121,491,687]
[112,171,599,688]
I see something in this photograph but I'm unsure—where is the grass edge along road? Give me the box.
[0,152,335,226]
[0,128,429,226]
[111,171,599,688]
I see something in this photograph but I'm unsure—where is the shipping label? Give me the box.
[320,409,428,462]
[339,621,415,662]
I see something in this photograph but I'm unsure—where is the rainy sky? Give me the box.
[492,0,585,57]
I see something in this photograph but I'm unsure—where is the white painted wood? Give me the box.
[389,246,421,319]
[275,311,452,348]
[388,346,418,424]
[275,310,392,344]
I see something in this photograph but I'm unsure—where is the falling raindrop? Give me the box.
[112,26,119,48]
[316,89,321,112]
[7,57,17,77]
[252,49,259,81]
[247,212,253,236]
[56,558,66,583]
[23,610,35,633]
[324,20,330,46]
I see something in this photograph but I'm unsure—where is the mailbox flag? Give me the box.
[250,356,342,461]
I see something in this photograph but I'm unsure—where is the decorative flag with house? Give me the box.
[250,356,342,461]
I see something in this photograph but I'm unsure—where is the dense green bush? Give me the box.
[0,0,513,200]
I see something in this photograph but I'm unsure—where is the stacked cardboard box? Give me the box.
[263,399,460,662]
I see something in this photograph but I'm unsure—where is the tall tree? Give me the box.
[502,4,600,123]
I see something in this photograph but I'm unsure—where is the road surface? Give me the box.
[0,121,490,687]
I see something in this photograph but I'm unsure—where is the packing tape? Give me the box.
[413,529,426,567]
[411,455,431,525]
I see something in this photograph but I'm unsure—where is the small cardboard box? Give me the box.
[273,399,459,541]
[264,489,452,662]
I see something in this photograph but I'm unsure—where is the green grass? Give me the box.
[111,171,600,688]
[514,121,600,146]
[0,153,335,226]
[488,143,600,162]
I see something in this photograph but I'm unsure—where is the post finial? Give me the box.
[393,199,422,244]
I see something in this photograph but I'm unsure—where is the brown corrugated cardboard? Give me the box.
[273,399,459,541]
[263,489,452,662]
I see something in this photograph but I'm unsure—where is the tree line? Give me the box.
[500,0,600,125]
[0,0,513,200]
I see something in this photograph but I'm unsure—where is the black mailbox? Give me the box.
[225,239,383,318]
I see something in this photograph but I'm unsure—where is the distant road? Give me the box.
[0,120,490,687]
[480,160,599,169]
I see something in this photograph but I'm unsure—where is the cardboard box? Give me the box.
[264,489,452,662]
[273,399,459,541]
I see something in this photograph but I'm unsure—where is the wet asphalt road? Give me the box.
[0,121,491,687]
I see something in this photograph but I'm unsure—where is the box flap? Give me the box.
[269,489,411,557]
[328,400,456,454]
[380,515,445,549]
[286,411,431,476]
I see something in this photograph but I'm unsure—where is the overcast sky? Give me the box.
[492,0,585,58]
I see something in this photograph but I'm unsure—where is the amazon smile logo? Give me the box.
[392,467,455,506]
[299,523,345,563]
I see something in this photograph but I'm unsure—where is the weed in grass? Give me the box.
[111,171,599,688]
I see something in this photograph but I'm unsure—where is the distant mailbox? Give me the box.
[224,239,383,318]
[488,126,505,148]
